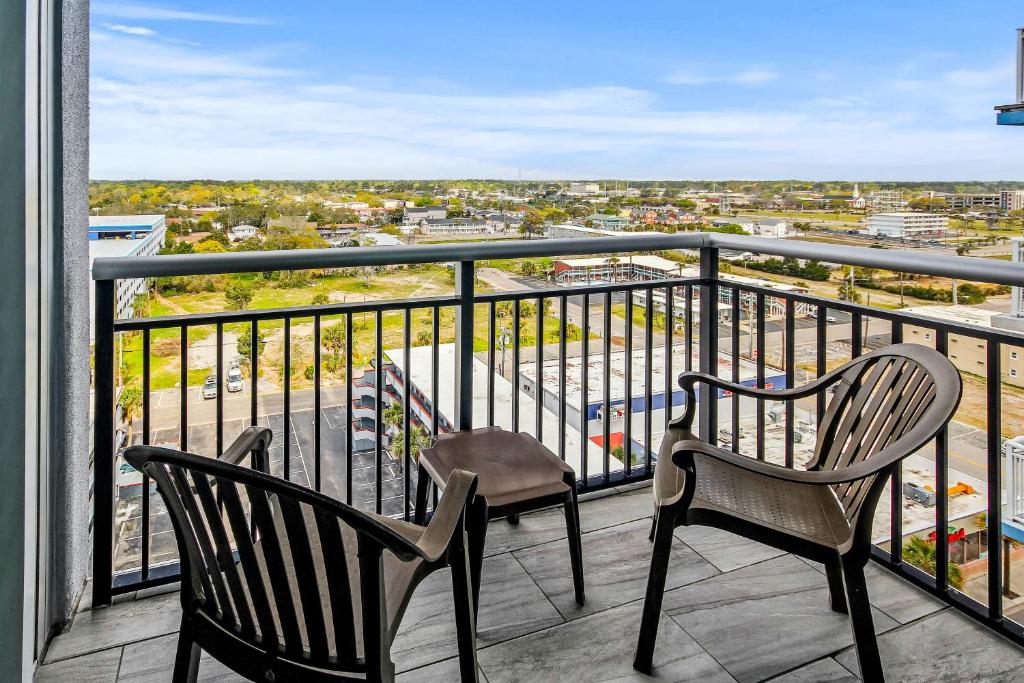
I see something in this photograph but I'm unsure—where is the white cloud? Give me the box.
[665,66,779,86]
[104,23,156,36]
[89,32,1024,180]
[92,2,269,25]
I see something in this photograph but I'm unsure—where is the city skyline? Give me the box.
[91,1,1024,180]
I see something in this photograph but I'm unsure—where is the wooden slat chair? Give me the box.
[633,343,962,681]
[125,434,480,683]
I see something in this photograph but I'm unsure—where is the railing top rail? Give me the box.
[91,233,709,280]
[92,231,1024,288]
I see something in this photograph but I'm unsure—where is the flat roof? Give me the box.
[88,214,164,229]
[88,237,152,259]
[520,345,771,408]
[899,304,1000,328]
[386,344,612,476]
[554,254,683,271]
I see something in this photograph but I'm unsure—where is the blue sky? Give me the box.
[90,1,1024,180]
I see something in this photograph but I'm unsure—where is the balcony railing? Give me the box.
[91,232,1024,649]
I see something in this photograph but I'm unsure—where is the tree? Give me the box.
[837,279,861,303]
[118,386,142,427]
[392,425,429,462]
[415,329,432,346]
[311,292,329,306]
[237,326,266,365]
[605,255,620,282]
[903,536,964,589]
[194,239,227,254]
[225,280,256,310]
[321,323,346,372]
[519,260,538,277]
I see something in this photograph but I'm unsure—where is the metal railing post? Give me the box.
[698,247,719,441]
[92,279,115,607]
[455,260,475,431]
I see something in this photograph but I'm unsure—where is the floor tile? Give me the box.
[117,633,246,682]
[673,525,786,573]
[45,592,182,663]
[479,601,734,682]
[391,553,564,672]
[578,489,654,533]
[799,557,946,625]
[661,555,897,683]
[396,656,488,683]
[36,647,122,682]
[515,518,718,620]
[767,658,858,682]
[483,506,568,557]
[834,608,1024,682]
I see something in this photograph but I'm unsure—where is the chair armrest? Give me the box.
[218,426,272,474]
[671,370,847,430]
[670,439,883,485]
[414,469,479,563]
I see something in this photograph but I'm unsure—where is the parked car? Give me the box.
[202,375,217,400]
[226,367,243,393]
[807,310,838,323]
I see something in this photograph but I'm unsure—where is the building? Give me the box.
[402,206,447,225]
[950,194,1002,210]
[87,215,167,327]
[901,304,1024,387]
[483,213,523,232]
[864,212,948,239]
[569,181,598,194]
[228,224,258,240]
[586,213,630,230]
[1002,190,1024,212]
[552,255,688,284]
[712,217,791,238]
[88,214,165,240]
[867,189,904,211]
[414,218,490,236]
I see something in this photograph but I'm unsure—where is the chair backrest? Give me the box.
[125,447,375,673]
[808,343,961,525]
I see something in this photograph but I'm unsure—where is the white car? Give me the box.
[226,366,244,393]
[201,375,218,400]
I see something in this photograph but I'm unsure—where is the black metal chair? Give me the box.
[633,343,962,681]
[125,428,480,683]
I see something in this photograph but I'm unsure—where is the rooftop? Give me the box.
[88,214,165,229]
[37,486,1024,682]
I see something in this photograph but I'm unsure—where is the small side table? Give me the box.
[414,426,585,609]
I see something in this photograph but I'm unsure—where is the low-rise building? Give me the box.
[864,212,948,239]
[586,213,630,231]
[568,181,601,195]
[553,254,688,284]
[228,224,258,240]
[949,194,1002,210]
[901,304,1024,387]
[402,206,447,225]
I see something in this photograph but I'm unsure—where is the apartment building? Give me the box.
[1002,190,1024,211]
[901,304,1024,387]
[865,212,948,238]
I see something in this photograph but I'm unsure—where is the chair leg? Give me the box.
[506,512,520,525]
[172,618,200,683]
[563,490,585,606]
[841,555,884,682]
[414,466,430,526]
[648,507,659,542]
[466,496,489,618]
[451,529,480,683]
[825,556,848,614]
[633,512,675,674]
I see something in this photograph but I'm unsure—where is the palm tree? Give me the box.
[605,255,620,282]
[903,536,964,589]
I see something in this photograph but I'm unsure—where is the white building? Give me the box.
[88,217,167,331]
[569,181,601,195]
[545,224,661,240]
[865,212,948,239]
[868,189,904,211]
[415,218,490,236]
[228,224,258,240]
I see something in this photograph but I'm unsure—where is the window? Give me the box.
[1012,350,1019,360]
[1012,368,1018,378]
[924,332,931,341]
